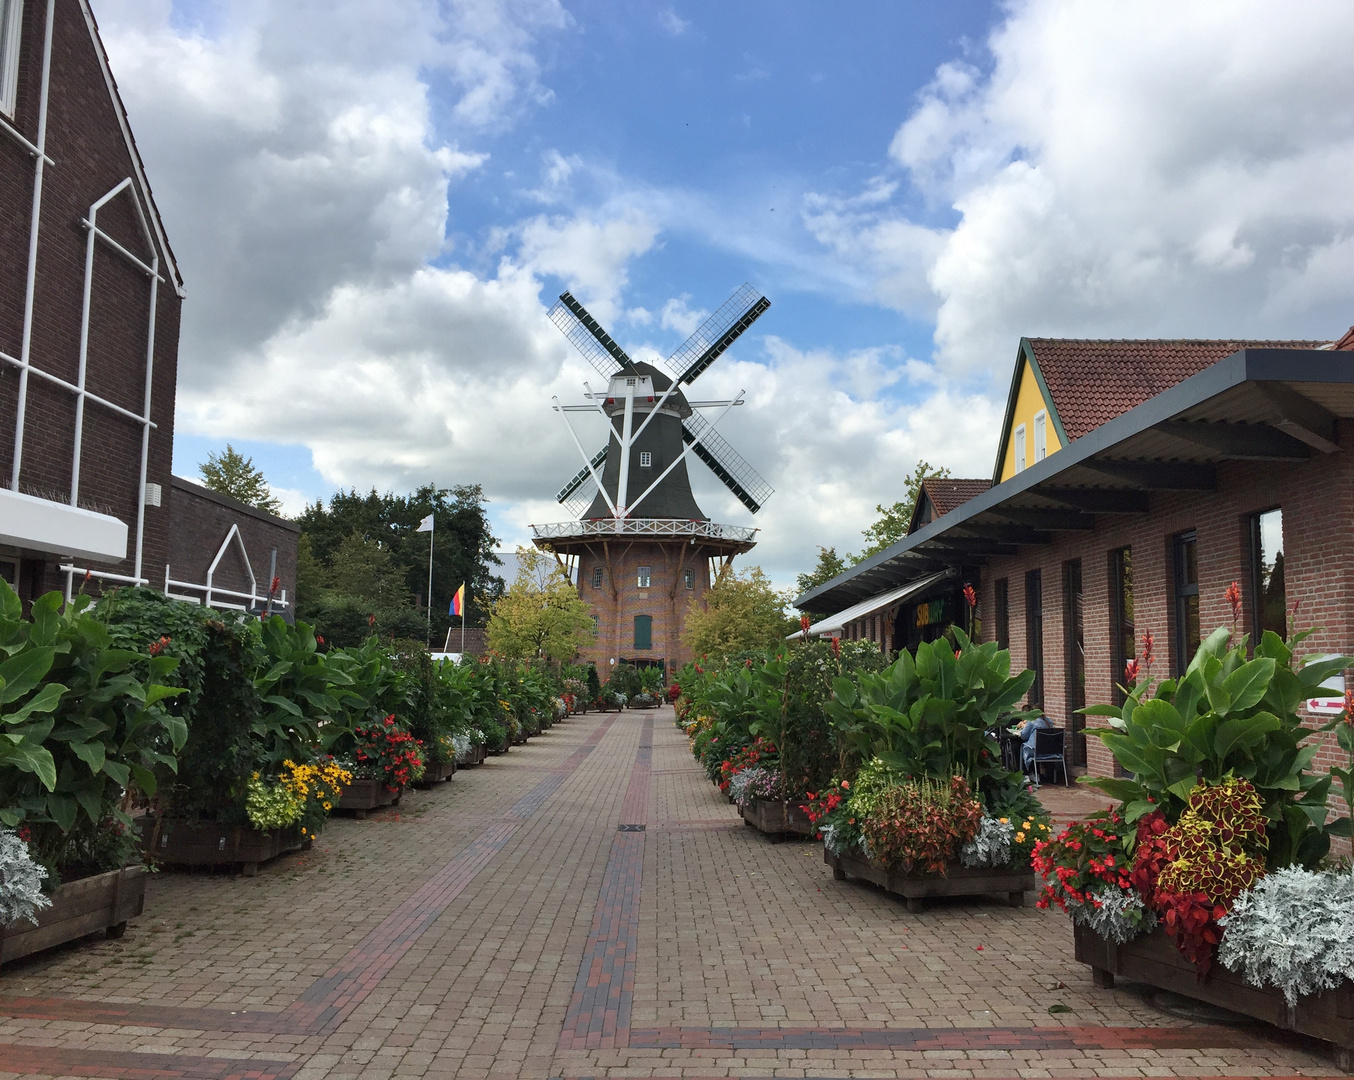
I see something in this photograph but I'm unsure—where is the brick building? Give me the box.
[798,332,1354,780]
[0,1,296,616]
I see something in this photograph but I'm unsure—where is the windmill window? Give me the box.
[1034,410,1047,462]
[637,566,651,588]
[1014,424,1027,473]
[683,568,695,590]
[633,615,652,650]
[0,0,22,118]
[591,566,603,589]
[640,451,652,468]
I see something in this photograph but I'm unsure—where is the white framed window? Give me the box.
[0,0,23,119]
[1014,423,1027,473]
[1034,410,1047,462]
[637,565,651,588]
[683,568,695,590]
[639,451,652,468]
[591,565,603,589]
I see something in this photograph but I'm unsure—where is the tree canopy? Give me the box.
[296,484,501,646]
[198,444,283,515]
[795,546,847,602]
[486,547,595,662]
[684,565,796,660]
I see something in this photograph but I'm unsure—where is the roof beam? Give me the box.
[1154,420,1310,461]
[988,507,1097,531]
[917,538,1022,559]
[1254,382,1341,454]
[1037,488,1151,514]
[950,522,1053,546]
[1082,459,1217,490]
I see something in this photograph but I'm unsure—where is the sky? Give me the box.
[94,0,1354,592]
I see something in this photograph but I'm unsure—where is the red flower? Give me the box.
[368,614,377,627]
[1225,581,1242,624]
[1141,629,1155,667]
[1124,658,1140,684]
[962,583,976,608]
[148,635,172,656]
[830,637,840,658]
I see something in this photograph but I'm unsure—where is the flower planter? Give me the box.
[140,816,305,876]
[0,866,145,965]
[456,744,487,767]
[414,759,456,786]
[337,778,402,818]
[825,849,1034,913]
[740,799,816,842]
[1074,922,1354,1069]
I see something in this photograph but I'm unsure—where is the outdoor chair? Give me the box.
[1025,727,1068,787]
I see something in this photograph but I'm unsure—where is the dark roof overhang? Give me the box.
[795,348,1353,613]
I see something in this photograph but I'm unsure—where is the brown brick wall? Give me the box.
[167,478,300,615]
[978,423,1354,779]
[572,541,722,673]
[0,0,182,593]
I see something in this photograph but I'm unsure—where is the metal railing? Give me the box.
[530,518,758,543]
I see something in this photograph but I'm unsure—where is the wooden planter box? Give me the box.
[1075,922,1354,1069]
[414,759,455,786]
[0,867,145,965]
[630,698,660,710]
[142,817,305,876]
[337,778,401,818]
[456,744,486,767]
[740,799,817,842]
[825,849,1034,913]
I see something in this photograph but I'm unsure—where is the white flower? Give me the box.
[0,829,50,929]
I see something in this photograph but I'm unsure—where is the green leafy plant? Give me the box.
[1083,625,1349,869]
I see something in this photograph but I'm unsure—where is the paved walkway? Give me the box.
[0,707,1340,1079]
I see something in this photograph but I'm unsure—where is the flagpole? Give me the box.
[461,589,466,655]
[426,515,435,645]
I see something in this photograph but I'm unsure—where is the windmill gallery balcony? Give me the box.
[530,517,758,547]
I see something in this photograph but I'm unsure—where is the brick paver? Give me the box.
[0,707,1342,1079]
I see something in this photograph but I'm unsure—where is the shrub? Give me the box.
[0,829,50,927]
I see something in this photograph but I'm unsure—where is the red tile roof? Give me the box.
[1026,338,1331,442]
[922,478,991,516]
[1332,326,1354,351]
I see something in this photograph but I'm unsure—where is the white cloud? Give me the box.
[818,0,1354,383]
[659,295,706,336]
[517,209,661,323]
[658,8,690,36]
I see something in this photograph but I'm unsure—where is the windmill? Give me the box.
[530,283,774,673]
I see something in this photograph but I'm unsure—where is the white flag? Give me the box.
[416,513,434,532]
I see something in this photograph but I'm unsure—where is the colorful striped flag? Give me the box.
[449,584,465,617]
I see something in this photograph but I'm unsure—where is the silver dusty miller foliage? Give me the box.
[1066,889,1156,945]
[960,814,1014,869]
[729,767,780,809]
[1219,867,1354,1006]
[0,828,50,929]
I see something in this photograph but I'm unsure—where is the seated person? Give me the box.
[1019,714,1053,771]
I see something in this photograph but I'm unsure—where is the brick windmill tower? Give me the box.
[531,285,773,675]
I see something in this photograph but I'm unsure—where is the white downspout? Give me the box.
[10,0,56,491]
[132,256,157,584]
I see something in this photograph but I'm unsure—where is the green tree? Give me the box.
[795,546,847,608]
[855,459,950,561]
[296,483,501,640]
[198,444,283,515]
[327,533,411,608]
[486,547,595,663]
[684,565,795,660]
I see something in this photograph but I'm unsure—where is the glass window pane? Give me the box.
[1257,508,1286,640]
[637,566,650,588]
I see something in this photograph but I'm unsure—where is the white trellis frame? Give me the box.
[159,524,287,613]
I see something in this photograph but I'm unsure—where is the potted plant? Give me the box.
[0,583,186,962]
[812,629,1047,909]
[1043,603,1354,1067]
[331,715,424,816]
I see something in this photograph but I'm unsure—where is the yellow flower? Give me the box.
[1022,820,1032,830]
[999,817,1008,825]
[1015,832,1026,842]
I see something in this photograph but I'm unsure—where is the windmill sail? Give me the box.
[557,446,608,503]
[548,292,635,377]
[664,283,770,385]
[682,411,773,514]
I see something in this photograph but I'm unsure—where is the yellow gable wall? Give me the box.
[997,358,1062,482]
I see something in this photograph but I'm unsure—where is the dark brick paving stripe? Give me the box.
[625,1023,1287,1051]
[558,715,653,1052]
[0,1043,300,1079]
[0,713,622,1037]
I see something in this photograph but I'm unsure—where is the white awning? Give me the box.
[0,488,128,562]
[791,570,955,639]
